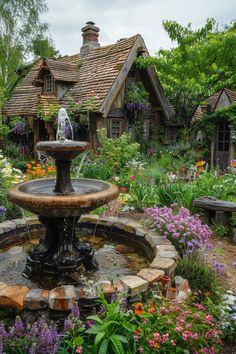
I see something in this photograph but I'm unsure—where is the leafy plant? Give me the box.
[98,129,140,172]
[176,252,223,302]
[85,292,134,354]
[125,81,150,111]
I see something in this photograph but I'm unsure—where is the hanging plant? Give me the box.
[125,81,150,111]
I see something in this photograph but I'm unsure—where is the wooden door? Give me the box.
[214,118,230,169]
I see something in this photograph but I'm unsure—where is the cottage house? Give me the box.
[192,88,236,169]
[3,22,173,151]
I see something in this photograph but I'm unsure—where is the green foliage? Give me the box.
[0,124,10,138]
[37,103,60,122]
[211,222,230,237]
[136,18,236,127]
[176,253,223,302]
[85,292,135,354]
[31,36,59,58]
[125,81,149,103]
[81,161,115,180]
[98,129,140,171]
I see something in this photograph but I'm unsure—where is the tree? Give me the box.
[136,19,236,127]
[32,36,59,58]
[0,0,52,113]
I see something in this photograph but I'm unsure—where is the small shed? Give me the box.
[192,88,236,169]
[3,22,173,151]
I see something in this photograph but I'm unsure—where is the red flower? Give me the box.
[135,303,143,315]
[130,175,136,181]
[119,187,128,193]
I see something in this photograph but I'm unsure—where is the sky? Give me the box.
[42,0,236,56]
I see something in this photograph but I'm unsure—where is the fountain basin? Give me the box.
[8,178,119,218]
[36,141,89,160]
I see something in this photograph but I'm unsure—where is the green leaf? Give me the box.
[98,338,109,354]
[110,335,125,354]
[86,325,102,334]
[113,334,128,344]
[94,332,106,347]
[73,336,84,347]
[87,315,103,324]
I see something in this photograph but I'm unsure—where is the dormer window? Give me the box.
[44,74,53,93]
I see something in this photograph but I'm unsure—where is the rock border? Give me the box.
[0,215,178,311]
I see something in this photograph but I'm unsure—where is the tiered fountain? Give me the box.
[8,108,119,279]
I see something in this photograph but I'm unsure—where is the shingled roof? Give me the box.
[192,88,236,122]
[3,34,172,119]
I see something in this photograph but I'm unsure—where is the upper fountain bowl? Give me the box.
[36,141,89,160]
[8,178,119,217]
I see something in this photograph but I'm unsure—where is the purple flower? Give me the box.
[0,206,6,215]
[232,262,236,269]
[63,319,73,331]
[71,304,80,318]
[0,322,8,340]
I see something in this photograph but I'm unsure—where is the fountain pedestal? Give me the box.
[8,140,119,279]
[23,216,98,278]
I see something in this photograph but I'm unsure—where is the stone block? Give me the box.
[75,287,99,308]
[98,280,127,295]
[0,286,29,309]
[137,268,164,283]
[145,233,171,248]
[14,218,27,228]
[79,214,99,224]
[2,221,16,233]
[0,226,4,235]
[24,289,49,310]
[155,244,176,253]
[150,257,176,275]
[49,285,76,311]
[156,250,179,261]
[120,275,148,297]
[0,282,7,290]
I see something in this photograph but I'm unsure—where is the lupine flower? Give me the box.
[63,319,73,331]
[71,304,80,318]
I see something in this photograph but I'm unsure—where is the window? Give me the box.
[44,75,53,93]
[111,119,122,139]
[217,119,230,152]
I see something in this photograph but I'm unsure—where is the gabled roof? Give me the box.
[3,35,172,119]
[191,88,236,122]
[34,59,80,84]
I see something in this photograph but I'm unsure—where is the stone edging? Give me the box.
[0,215,179,312]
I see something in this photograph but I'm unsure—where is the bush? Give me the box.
[97,129,140,172]
[144,205,212,256]
[132,297,222,353]
[176,253,223,302]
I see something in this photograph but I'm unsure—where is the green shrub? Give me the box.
[176,253,223,302]
[98,129,140,172]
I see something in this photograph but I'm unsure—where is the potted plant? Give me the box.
[125,81,150,111]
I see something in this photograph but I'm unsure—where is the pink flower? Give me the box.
[119,187,128,193]
[76,347,83,353]
[130,175,136,181]
[171,340,176,346]
[205,314,214,324]
[149,340,155,347]
[138,348,144,353]
[175,326,183,332]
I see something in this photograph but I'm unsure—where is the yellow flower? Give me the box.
[196,160,205,167]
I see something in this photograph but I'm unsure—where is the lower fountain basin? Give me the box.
[8,178,119,217]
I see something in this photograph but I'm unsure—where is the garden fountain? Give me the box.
[7,108,119,279]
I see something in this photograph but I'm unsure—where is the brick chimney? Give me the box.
[80,21,100,57]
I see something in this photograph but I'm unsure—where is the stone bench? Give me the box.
[193,196,236,225]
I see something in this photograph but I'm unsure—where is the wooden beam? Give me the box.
[99,36,146,118]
